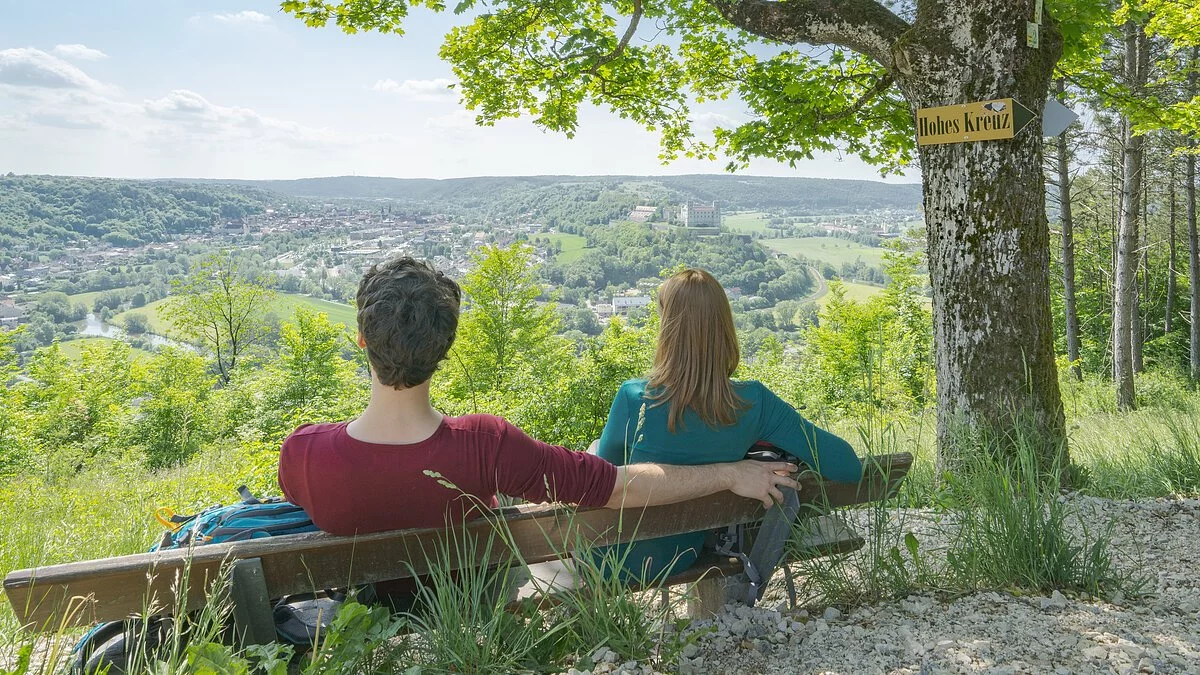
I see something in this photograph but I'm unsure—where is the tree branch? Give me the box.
[707,0,909,70]
[588,0,643,75]
[818,73,895,124]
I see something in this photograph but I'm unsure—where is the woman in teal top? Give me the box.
[593,268,863,583]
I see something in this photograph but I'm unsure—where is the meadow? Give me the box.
[545,232,589,264]
[764,237,888,267]
[57,336,153,360]
[112,293,358,336]
[65,286,141,308]
[818,280,885,307]
[723,211,773,234]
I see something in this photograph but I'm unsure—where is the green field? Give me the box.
[113,293,357,336]
[818,281,886,308]
[764,237,887,267]
[58,336,153,359]
[546,233,589,264]
[723,211,772,234]
[65,286,140,308]
[271,294,357,328]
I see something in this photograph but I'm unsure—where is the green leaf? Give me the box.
[904,531,920,562]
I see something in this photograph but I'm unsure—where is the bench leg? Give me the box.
[686,576,739,619]
[782,564,799,609]
[229,558,275,646]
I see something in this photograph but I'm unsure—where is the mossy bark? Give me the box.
[718,0,1068,466]
[892,2,1067,465]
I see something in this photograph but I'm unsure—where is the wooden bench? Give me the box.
[4,453,911,644]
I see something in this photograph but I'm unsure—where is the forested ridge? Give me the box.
[0,175,274,251]
[218,174,923,213]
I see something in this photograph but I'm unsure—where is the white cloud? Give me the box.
[693,112,742,131]
[52,44,108,61]
[426,110,477,130]
[141,89,342,148]
[0,48,105,90]
[373,78,457,101]
[211,11,271,24]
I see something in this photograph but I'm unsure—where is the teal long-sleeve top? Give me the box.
[593,378,863,583]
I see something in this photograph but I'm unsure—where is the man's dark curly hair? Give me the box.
[355,257,461,389]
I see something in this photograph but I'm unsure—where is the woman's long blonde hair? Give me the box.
[646,268,745,432]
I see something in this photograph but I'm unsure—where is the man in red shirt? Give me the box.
[278,257,798,537]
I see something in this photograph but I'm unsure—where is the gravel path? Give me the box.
[585,496,1200,674]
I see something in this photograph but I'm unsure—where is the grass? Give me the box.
[764,236,887,267]
[58,336,153,360]
[545,233,589,264]
[65,286,140,308]
[111,293,357,337]
[723,211,773,235]
[818,280,885,307]
[269,295,357,330]
[111,298,173,335]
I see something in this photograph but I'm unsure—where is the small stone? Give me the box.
[681,643,700,659]
[1083,646,1109,660]
[901,596,934,616]
[1041,590,1068,611]
[823,607,842,621]
[619,660,637,672]
[730,619,750,636]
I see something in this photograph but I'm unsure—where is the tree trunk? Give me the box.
[1056,80,1082,381]
[1189,152,1199,382]
[1166,160,1177,334]
[1189,47,1200,384]
[1133,174,1147,374]
[1113,21,1146,411]
[892,2,1066,465]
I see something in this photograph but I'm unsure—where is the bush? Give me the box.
[123,312,151,335]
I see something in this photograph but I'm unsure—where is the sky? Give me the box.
[0,1,916,182]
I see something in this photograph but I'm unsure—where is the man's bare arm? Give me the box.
[604,461,799,510]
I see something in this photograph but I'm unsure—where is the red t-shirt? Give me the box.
[278,415,618,536]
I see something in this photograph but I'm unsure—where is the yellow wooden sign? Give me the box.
[916,98,1036,146]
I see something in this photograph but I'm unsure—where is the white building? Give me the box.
[612,296,652,316]
[680,201,721,231]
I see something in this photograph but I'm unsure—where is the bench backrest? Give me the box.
[4,453,911,630]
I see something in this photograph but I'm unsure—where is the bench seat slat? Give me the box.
[511,514,866,609]
[4,453,910,630]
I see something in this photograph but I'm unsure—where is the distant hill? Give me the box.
[0,175,274,251]
[0,173,922,254]
[217,175,923,214]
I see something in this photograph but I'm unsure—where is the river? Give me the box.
[79,313,194,351]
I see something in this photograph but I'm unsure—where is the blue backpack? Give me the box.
[151,486,319,551]
[72,487,326,674]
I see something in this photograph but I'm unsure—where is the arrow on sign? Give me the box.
[1013,99,1037,137]
[1042,99,1080,136]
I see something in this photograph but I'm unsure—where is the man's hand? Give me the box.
[723,460,799,509]
[604,460,799,510]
